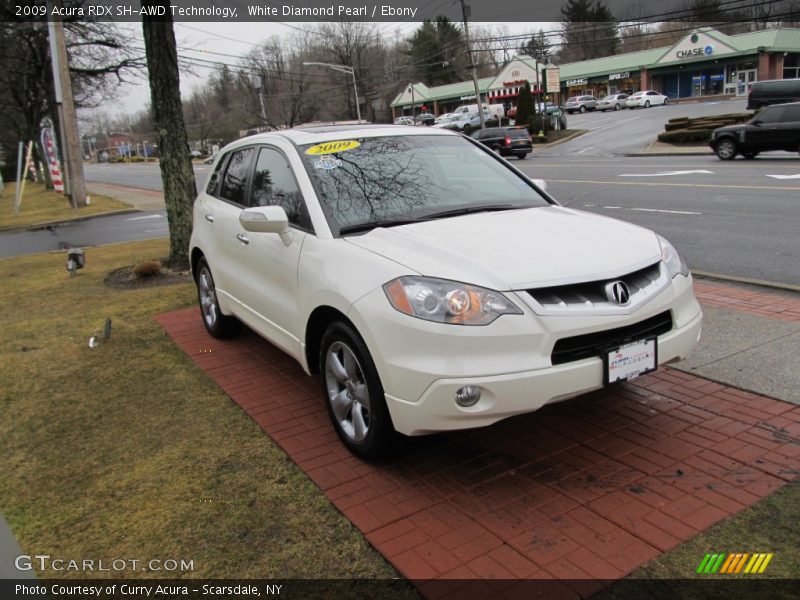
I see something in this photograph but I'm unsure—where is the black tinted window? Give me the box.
[758,106,786,123]
[251,147,311,230]
[219,148,254,205]
[782,104,800,121]
[506,128,530,139]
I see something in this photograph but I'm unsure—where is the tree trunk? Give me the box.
[141,2,196,267]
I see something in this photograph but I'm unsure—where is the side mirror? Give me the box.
[751,120,762,126]
[239,205,289,234]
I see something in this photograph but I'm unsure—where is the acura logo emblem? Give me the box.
[607,280,631,305]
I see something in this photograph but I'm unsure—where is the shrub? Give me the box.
[664,121,687,132]
[657,129,713,144]
[668,117,690,124]
[132,260,162,278]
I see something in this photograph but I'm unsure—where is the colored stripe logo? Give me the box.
[696,552,773,574]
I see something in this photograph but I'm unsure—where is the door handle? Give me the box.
[236,233,250,245]
[204,214,215,223]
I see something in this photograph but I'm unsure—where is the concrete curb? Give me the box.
[0,514,34,579]
[534,129,587,150]
[0,208,142,234]
[693,270,800,294]
[625,139,713,157]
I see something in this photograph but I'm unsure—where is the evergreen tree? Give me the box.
[559,0,618,62]
[519,30,551,64]
[408,17,466,86]
[515,81,535,126]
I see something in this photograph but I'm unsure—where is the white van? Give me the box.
[453,103,505,119]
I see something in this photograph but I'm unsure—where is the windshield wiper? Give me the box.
[338,217,428,235]
[421,204,521,220]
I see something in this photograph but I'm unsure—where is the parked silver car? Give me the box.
[564,95,596,114]
[597,93,629,112]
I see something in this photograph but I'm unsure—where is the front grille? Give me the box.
[551,311,673,366]
[526,262,663,312]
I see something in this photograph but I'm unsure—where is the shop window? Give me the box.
[783,53,800,79]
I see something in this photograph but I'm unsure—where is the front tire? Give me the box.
[196,258,241,338]
[579,105,586,113]
[320,322,395,460]
[742,151,758,159]
[664,98,669,105]
[715,138,737,160]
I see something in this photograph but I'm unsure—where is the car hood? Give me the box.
[344,206,662,290]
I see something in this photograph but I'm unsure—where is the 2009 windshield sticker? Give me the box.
[305,140,361,155]
[313,155,342,170]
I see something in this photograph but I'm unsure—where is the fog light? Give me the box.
[455,385,481,407]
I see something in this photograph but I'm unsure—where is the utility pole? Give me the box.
[460,0,485,130]
[48,0,86,207]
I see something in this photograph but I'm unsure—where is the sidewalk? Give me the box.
[86,182,164,211]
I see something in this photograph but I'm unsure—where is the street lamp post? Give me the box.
[303,62,361,122]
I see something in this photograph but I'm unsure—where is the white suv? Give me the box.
[190,125,702,459]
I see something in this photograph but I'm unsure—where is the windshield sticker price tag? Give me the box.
[305,140,361,155]
[313,155,342,170]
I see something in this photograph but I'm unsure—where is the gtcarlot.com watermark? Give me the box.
[15,554,195,573]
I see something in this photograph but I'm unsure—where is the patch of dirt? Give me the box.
[104,263,192,290]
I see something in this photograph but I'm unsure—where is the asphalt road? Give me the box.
[0,211,168,258]
[84,162,212,194]
[11,99,799,286]
[517,154,800,287]
[544,97,749,157]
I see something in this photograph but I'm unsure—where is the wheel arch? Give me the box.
[305,305,360,375]
[190,247,205,281]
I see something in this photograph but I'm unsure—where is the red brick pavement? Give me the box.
[155,281,800,596]
[694,279,800,322]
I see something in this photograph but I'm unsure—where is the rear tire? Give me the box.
[320,321,396,460]
[518,153,527,160]
[644,100,651,108]
[614,103,620,111]
[715,138,737,160]
[196,258,241,339]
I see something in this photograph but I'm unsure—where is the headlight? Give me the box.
[658,235,690,278]
[383,276,522,325]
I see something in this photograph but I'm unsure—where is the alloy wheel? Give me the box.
[325,341,371,442]
[198,266,219,329]
[716,139,736,160]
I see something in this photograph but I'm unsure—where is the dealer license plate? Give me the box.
[604,337,657,385]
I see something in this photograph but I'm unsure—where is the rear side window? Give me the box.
[782,104,800,121]
[206,155,226,195]
[507,128,530,139]
[219,147,255,205]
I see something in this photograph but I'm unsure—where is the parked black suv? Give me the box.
[710,102,800,160]
[747,79,800,110]
[470,126,532,159]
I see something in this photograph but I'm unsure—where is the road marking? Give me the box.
[546,178,800,191]
[578,147,594,154]
[126,214,163,221]
[595,206,702,215]
[619,170,713,177]
[581,116,639,137]
[766,174,800,179]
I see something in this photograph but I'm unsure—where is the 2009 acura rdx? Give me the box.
[190,125,702,459]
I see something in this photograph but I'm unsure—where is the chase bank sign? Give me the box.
[677,45,714,59]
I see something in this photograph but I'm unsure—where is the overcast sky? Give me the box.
[103,21,549,118]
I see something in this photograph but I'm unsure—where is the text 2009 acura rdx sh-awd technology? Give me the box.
[190,125,702,459]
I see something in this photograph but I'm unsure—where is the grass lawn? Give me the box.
[0,238,796,589]
[0,182,131,230]
[0,239,404,582]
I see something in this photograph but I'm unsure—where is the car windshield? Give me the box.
[299,135,550,234]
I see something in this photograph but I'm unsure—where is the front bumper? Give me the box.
[349,274,703,436]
